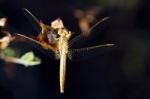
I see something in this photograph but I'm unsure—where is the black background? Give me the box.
[0,0,150,99]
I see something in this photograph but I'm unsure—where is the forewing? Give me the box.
[69,17,110,48]
[15,33,56,59]
[23,8,41,33]
[68,44,115,61]
[69,34,88,48]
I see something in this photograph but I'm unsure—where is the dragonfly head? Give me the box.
[58,29,72,40]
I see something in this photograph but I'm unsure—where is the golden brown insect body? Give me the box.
[36,19,72,93]
[57,28,71,93]
[16,18,72,93]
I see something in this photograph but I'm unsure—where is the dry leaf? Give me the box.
[0,31,11,49]
[51,18,64,29]
[0,18,7,27]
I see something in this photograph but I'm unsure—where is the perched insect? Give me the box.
[15,8,115,93]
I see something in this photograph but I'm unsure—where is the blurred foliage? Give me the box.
[0,47,41,67]
[20,51,41,67]
[0,47,20,57]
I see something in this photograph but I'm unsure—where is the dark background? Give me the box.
[0,0,150,99]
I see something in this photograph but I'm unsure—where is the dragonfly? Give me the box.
[15,8,115,93]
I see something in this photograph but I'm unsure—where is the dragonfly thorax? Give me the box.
[58,28,72,40]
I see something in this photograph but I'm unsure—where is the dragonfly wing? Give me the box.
[69,34,89,48]
[15,33,56,59]
[23,8,41,33]
[69,17,110,48]
[68,44,116,61]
